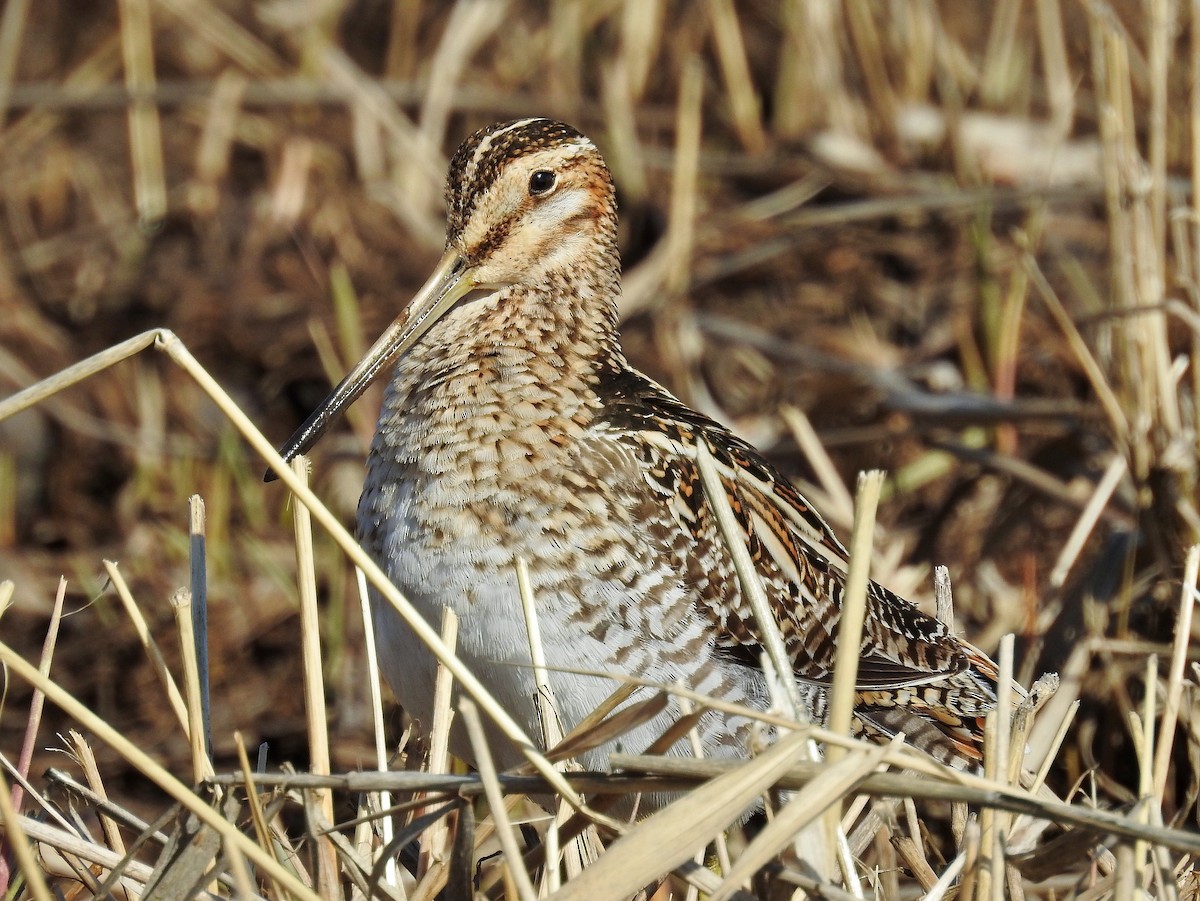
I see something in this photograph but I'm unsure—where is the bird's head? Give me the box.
[267,118,617,478]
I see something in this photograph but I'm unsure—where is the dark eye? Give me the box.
[528,170,556,196]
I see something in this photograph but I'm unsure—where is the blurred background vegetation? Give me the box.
[1,0,1198,858]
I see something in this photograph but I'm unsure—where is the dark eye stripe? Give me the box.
[445,119,589,237]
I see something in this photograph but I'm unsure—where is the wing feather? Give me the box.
[591,362,1010,761]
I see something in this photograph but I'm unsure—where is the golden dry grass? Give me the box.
[2,1,1200,898]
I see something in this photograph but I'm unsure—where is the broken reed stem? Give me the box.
[289,457,339,900]
[694,428,833,882]
[188,494,213,770]
[933,565,955,630]
[12,576,66,816]
[169,587,212,782]
[67,731,127,862]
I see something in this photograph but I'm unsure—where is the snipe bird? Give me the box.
[273,118,1008,776]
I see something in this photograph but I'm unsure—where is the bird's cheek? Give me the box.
[469,250,523,288]
[476,232,547,284]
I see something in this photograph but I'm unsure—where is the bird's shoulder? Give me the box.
[585,360,985,691]
[587,361,849,559]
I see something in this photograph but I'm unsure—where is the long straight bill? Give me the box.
[265,249,472,481]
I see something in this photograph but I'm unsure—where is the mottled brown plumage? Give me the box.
[275,118,1014,779]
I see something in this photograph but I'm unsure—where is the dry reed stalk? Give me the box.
[191,70,244,193]
[1023,252,1129,439]
[0,765,53,901]
[779,404,855,526]
[1148,0,1172,265]
[67,730,127,862]
[10,575,65,820]
[980,0,1024,107]
[1135,655,1158,893]
[223,840,257,900]
[155,0,283,76]
[547,730,816,901]
[117,0,166,223]
[417,0,507,175]
[826,469,884,753]
[1154,546,1200,801]
[926,847,968,901]
[611,753,1200,857]
[1194,0,1200,371]
[601,59,648,203]
[103,559,190,730]
[775,0,855,137]
[709,742,892,901]
[6,800,166,899]
[0,640,321,899]
[705,0,766,154]
[417,608,458,879]
[1035,0,1073,136]
[461,700,537,901]
[1047,454,1128,591]
[695,440,796,718]
[824,470,883,885]
[171,586,213,783]
[233,731,283,889]
[844,1,896,149]
[290,457,339,899]
[516,554,602,891]
[319,46,444,248]
[356,564,402,894]
[673,695,724,901]
[617,0,660,101]
[0,0,29,130]
[980,634,1017,899]
[664,55,703,299]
